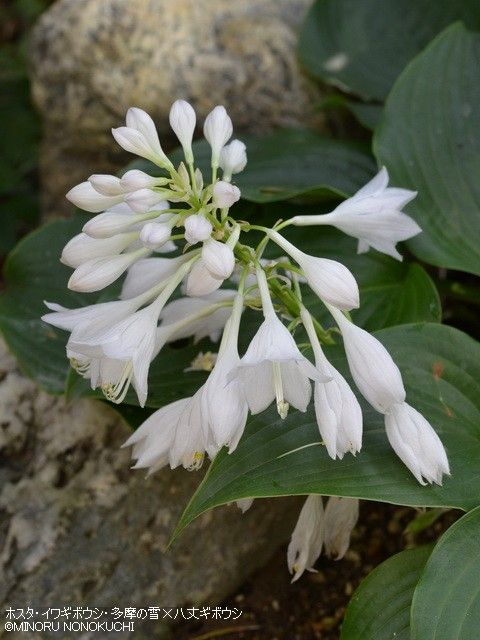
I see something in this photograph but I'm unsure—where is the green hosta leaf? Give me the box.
[299,0,480,101]
[174,323,480,539]
[341,546,432,640]
[374,24,480,275]
[411,506,480,640]
[130,129,376,203]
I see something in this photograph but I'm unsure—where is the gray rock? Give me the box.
[0,340,300,638]
[29,0,323,216]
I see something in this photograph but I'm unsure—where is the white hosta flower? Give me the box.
[121,255,189,299]
[236,498,254,513]
[169,99,196,163]
[203,105,233,165]
[201,238,235,280]
[66,181,124,213]
[385,402,450,485]
[139,221,172,249]
[268,231,359,311]
[184,214,212,244]
[123,398,190,473]
[185,259,223,297]
[234,269,326,418]
[287,495,324,582]
[213,181,241,209]
[220,139,247,180]
[112,107,171,168]
[291,167,420,261]
[61,231,137,268]
[125,188,169,213]
[327,304,405,413]
[120,169,167,192]
[68,249,148,293]
[324,497,359,560]
[200,294,248,455]
[301,307,362,459]
[82,203,148,239]
[88,174,124,196]
[160,289,236,343]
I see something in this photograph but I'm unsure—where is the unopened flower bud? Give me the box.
[112,107,172,168]
[185,259,223,297]
[120,169,166,192]
[68,252,143,292]
[202,238,235,279]
[139,222,172,249]
[61,232,136,268]
[66,181,124,213]
[125,189,168,213]
[203,106,233,165]
[184,215,212,245]
[220,139,247,179]
[169,100,196,163]
[213,181,241,209]
[89,174,124,196]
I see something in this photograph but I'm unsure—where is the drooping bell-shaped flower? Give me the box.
[291,167,420,261]
[301,306,362,459]
[385,402,450,485]
[268,230,359,311]
[323,497,359,560]
[287,495,325,582]
[233,268,327,418]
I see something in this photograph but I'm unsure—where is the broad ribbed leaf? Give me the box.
[374,24,480,275]
[299,0,480,101]
[174,323,480,538]
[411,506,480,640]
[341,546,432,640]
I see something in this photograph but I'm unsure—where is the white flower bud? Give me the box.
[139,222,172,249]
[61,232,136,268]
[203,105,233,165]
[328,306,406,413]
[185,259,223,297]
[125,189,168,213]
[385,402,450,485]
[82,204,141,239]
[120,169,166,192]
[169,100,196,162]
[220,139,247,178]
[66,181,124,213]
[68,252,143,293]
[88,174,124,196]
[184,215,212,245]
[112,108,171,167]
[213,181,241,209]
[201,238,235,280]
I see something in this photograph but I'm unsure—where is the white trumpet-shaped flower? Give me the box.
[287,495,325,582]
[301,307,362,459]
[220,139,247,180]
[385,402,450,485]
[327,304,405,413]
[268,230,359,311]
[169,99,196,163]
[233,269,327,418]
[291,167,420,261]
[184,214,213,245]
[323,497,359,560]
[203,105,233,166]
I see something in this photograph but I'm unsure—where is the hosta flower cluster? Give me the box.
[43,100,449,580]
